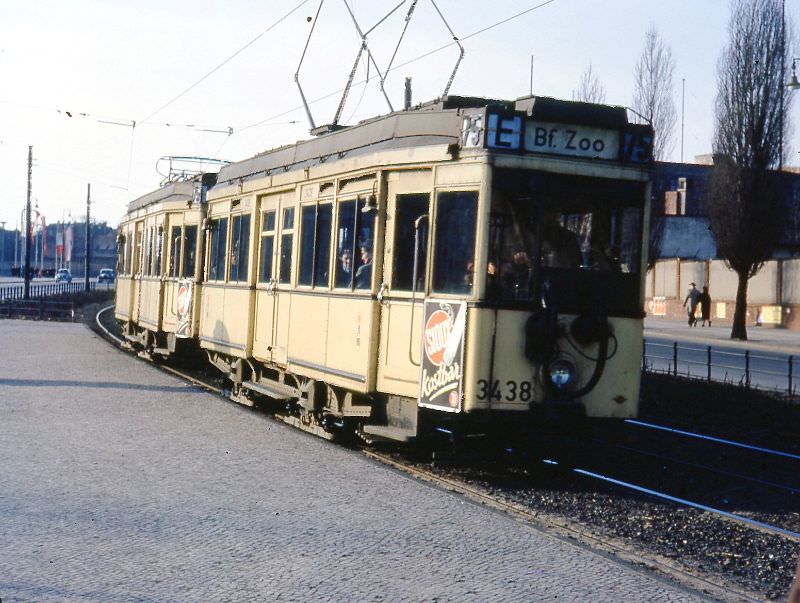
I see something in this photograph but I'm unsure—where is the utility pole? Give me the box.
[681,78,685,163]
[84,183,91,292]
[23,146,32,300]
[530,55,534,96]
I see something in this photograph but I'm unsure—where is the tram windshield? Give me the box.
[487,169,644,316]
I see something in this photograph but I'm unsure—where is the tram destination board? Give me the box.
[460,104,654,164]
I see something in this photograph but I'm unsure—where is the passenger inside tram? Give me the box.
[336,250,352,287]
[355,245,372,289]
[487,171,642,308]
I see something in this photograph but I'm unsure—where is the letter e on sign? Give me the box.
[486,113,522,150]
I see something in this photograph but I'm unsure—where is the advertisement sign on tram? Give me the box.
[419,300,467,412]
[175,279,193,338]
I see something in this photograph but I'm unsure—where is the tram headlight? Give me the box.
[547,359,576,391]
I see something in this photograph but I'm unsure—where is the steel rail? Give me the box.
[614,443,800,495]
[626,419,800,461]
[573,468,800,542]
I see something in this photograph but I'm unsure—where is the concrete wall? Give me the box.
[749,262,779,305]
[679,261,706,295]
[783,259,800,304]
[653,260,678,297]
[709,260,737,300]
[646,258,800,329]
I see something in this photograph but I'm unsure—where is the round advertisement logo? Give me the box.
[177,285,190,315]
[424,309,452,366]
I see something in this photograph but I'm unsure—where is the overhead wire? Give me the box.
[137,0,311,125]
[2,0,558,138]
[235,0,560,134]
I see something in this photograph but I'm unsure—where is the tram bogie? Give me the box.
[116,95,653,444]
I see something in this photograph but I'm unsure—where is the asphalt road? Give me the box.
[643,318,799,393]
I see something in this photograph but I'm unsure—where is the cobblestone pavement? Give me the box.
[0,320,714,602]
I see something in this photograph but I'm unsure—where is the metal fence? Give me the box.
[0,298,75,321]
[0,281,114,300]
[643,338,796,398]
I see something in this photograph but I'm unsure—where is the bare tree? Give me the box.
[632,26,677,161]
[572,63,606,104]
[707,0,794,340]
[632,26,677,270]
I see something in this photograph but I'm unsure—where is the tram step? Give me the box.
[242,380,298,401]
[361,424,416,443]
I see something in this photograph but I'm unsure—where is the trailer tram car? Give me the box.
[115,95,654,444]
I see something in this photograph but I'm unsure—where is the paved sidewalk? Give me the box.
[0,320,715,602]
[645,317,800,355]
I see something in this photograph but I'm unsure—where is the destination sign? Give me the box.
[524,121,619,159]
[461,107,653,164]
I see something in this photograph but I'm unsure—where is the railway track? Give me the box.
[94,305,797,600]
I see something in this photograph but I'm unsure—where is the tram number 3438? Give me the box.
[475,379,533,402]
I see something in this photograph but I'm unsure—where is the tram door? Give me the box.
[252,194,281,364]
[376,171,432,398]
[130,220,144,322]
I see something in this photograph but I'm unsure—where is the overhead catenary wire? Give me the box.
[2,1,559,140]
[236,0,560,134]
[137,0,311,126]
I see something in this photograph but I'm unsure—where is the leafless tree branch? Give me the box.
[572,63,606,104]
[707,0,795,340]
[632,25,677,161]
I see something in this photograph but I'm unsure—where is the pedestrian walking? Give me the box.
[699,285,712,327]
[682,282,700,327]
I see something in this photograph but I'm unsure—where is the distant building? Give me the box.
[6,222,116,278]
[647,160,800,328]
[651,161,800,261]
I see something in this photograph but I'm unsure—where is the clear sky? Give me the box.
[1,0,799,230]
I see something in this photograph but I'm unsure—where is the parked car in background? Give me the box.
[98,268,115,283]
[55,268,72,283]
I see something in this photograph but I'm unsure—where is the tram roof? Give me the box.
[126,95,639,214]
[214,95,633,185]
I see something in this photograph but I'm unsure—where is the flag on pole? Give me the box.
[56,228,64,257]
[65,223,74,262]
[41,216,47,256]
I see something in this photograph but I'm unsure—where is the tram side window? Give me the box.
[392,194,429,291]
[334,198,375,289]
[133,227,142,275]
[354,199,375,290]
[154,227,163,276]
[432,191,477,294]
[208,217,228,281]
[259,210,276,283]
[279,207,294,284]
[123,234,132,275]
[315,204,332,287]
[335,201,356,288]
[298,204,332,287]
[169,226,181,278]
[182,225,197,279]
[144,227,154,276]
[117,235,126,274]
[229,214,251,283]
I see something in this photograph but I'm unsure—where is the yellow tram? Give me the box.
[116,95,653,442]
